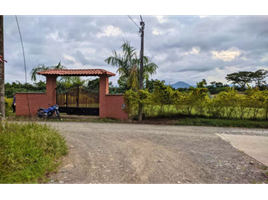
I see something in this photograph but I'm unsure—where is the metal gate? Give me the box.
[56,86,99,115]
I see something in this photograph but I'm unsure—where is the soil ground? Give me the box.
[40,122,268,184]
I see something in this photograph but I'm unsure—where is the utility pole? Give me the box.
[139,16,145,90]
[0,15,4,119]
[138,16,145,121]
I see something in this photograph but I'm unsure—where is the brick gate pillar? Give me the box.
[99,75,109,118]
[46,75,57,105]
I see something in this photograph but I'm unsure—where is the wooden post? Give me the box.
[0,15,5,119]
[138,17,145,121]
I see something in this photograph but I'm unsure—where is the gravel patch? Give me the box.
[40,122,268,184]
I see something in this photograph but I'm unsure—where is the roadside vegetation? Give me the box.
[5,97,13,117]
[124,80,268,122]
[0,122,68,183]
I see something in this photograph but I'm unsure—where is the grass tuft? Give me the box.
[0,122,68,183]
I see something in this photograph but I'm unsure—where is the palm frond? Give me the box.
[105,40,158,90]
[30,64,50,82]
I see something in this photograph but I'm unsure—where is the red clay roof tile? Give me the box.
[37,69,116,76]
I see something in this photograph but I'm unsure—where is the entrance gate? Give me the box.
[56,86,99,115]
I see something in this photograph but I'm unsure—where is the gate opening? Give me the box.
[56,85,99,115]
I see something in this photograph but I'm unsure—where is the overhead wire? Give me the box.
[15,16,27,83]
[127,15,140,30]
[15,15,31,117]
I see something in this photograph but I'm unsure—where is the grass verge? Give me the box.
[173,118,268,128]
[0,122,68,183]
[6,114,268,129]
[6,115,121,123]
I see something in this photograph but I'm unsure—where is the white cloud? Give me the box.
[96,25,123,38]
[183,47,201,55]
[152,28,164,35]
[199,15,208,18]
[211,47,245,61]
[155,15,168,23]
[64,54,76,62]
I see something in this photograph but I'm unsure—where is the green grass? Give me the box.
[173,118,268,128]
[0,122,68,183]
[142,105,267,120]
[259,165,268,170]
[6,115,121,123]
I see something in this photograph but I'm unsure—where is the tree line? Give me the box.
[124,80,268,120]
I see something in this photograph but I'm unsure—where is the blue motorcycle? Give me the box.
[36,104,61,120]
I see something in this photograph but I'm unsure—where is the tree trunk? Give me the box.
[0,15,4,120]
[138,103,142,121]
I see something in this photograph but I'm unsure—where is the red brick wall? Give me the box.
[16,75,57,116]
[99,76,109,118]
[46,75,57,105]
[105,94,128,120]
[99,75,128,120]
[16,93,47,116]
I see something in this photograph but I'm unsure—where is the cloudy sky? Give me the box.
[3,15,268,85]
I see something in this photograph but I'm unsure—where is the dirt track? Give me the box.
[43,122,268,184]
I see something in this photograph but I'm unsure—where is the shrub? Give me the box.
[124,85,268,120]
[2,97,14,117]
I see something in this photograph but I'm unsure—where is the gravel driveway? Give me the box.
[42,122,268,184]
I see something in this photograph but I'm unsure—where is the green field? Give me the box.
[141,104,268,120]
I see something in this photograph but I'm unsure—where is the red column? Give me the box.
[99,75,109,118]
[46,75,57,105]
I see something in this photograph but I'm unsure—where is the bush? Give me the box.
[123,82,268,120]
[0,122,68,183]
[5,97,13,117]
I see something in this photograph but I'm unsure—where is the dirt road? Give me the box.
[43,122,268,184]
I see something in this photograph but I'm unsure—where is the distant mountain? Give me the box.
[171,81,191,89]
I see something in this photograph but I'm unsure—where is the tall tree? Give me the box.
[56,76,86,92]
[196,79,207,88]
[105,41,158,91]
[210,81,217,87]
[250,69,268,87]
[87,78,100,93]
[225,71,252,89]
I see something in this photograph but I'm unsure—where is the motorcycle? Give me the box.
[36,104,61,120]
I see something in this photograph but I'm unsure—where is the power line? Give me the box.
[127,15,140,30]
[15,15,31,117]
[15,15,27,83]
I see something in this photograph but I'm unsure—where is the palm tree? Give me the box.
[60,76,86,88]
[30,61,66,82]
[105,41,158,91]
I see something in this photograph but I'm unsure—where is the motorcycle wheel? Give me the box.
[36,113,45,120]
[57,113,61,120]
